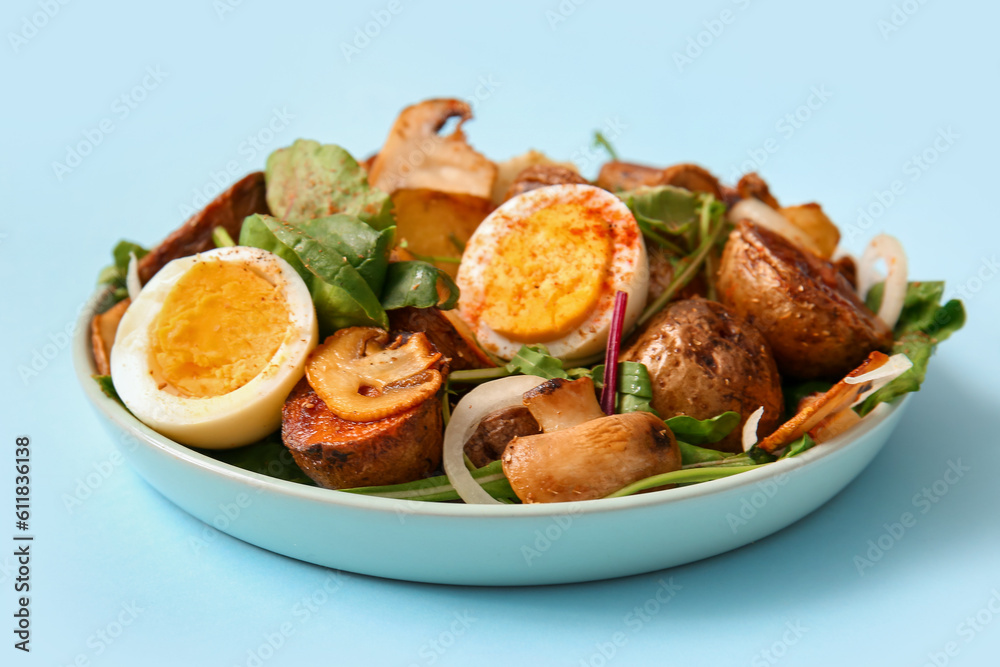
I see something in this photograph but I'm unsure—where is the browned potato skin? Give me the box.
[137,171,268,284]
[718,221,893,380]
[282,379,442,489]
[658,163,722,199]
[502,412,680,503]
[621,299,783,453]
[389,306,494,371]
[90,297,130,375]
[596,161,662,192]
[390,188,493,278]
[502,164,588,202]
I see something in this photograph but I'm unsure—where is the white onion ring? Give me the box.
[727,199,824,256]
[857,234,908,330]
[742,406,765,452]
[442,375,547,504]
[847,353,913,406]
[126,252,142,301]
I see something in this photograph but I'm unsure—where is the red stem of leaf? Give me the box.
[601,291,628,415]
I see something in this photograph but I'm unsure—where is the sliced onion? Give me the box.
[742,406,765,452]
[728,199,823,256]
[442,375,547,504]
[126,252,142,301]
[847,353,913,406]
[857,234,908,329]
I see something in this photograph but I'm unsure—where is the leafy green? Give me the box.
[859,280,965,414]
[592,130,620,162]
[592,362,658,415]
[342,460,518,502]
[664,411,741,445]
[200,434,315,486]
[95,240,148,312]
[212,226,236,248]
[780,434,816,459]
[93,375,124,406]
[605,464,766,498]
[621,185,700,238]
[381,261,460,311]
[240,213,390,332]
[265,139,394,230]
[506,345,571,380]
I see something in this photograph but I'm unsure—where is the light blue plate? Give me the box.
[74,295,909,586]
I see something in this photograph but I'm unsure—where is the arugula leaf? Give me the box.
[780,434,816,459]
[506,345,570,380]
[381,261,460,310]
[859,280,966,414]
[93,375,125,406]
[96,240,149,312]
[265,139,394,230]
[341,459,518,502]
[240,214,389,332]
[620,185,701,248]
[664,412,741,445]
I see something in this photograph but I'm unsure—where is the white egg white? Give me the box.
[457,184,648,360]
[110,246,318,449]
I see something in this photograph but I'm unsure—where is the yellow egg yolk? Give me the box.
[150,259,289,398]
[481,202,611,342]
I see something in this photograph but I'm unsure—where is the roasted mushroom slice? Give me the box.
[502,164,589,202]
[718,221,893,379]
[620,299,783,453]
[657,163,722,199]
[463,406,540,468]
[137,171,268,284]
[305,327,444,422]
[596,161,663,192]
[368,98,497,198]
[282,379,442,489]
[736,172,780,209]
[501,377,681,503]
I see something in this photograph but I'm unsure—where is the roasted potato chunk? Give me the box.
[282,379,442,489]
[658,163,722,199]
[137,171,268,284]
[502,164,589,202]
[596,161,662,192]
[621,299,783,453]
[90,297,130,375]
[390,188,493,278]
[389,306,494,371]
[718,221,893,379]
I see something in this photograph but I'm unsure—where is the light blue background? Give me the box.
[2,0,998,665]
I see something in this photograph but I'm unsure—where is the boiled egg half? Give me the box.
[111,246,318,449]
[457,184,648,360]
